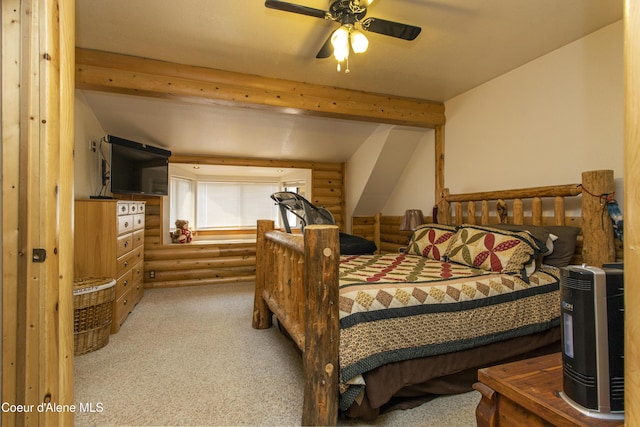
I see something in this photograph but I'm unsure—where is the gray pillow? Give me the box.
[543,226,580,267]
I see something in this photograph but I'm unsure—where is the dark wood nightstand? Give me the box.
[473,353,624,427]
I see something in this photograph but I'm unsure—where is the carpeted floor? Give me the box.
[74,282,480,426]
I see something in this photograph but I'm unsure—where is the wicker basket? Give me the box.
[74,277,116,355]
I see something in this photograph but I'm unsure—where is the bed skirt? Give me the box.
[342,326,561,420]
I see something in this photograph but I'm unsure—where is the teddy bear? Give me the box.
[171,219,192,243]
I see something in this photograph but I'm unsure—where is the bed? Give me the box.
[252,170,617,426]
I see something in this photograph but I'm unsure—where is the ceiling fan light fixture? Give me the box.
[331,26,350,62]
[331,26,349,48]
[333,44,349,62]
[265,0,421,71]
[350,29,368,53]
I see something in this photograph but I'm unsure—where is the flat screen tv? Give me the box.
[109,135,171,196]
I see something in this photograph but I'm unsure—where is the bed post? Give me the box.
[253,220,274,329]
[581,170,616,267]
[437,188,451,224]
[374,212,381,253]
[302,225,340,427]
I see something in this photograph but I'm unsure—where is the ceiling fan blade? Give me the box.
[265,0,327,19]
[316,35,333,59]
[361,17,422,41]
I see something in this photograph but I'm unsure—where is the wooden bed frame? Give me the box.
[252,170,617,426]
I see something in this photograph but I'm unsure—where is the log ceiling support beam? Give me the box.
[75,48,445,129]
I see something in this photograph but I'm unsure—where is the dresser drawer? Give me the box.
[131,259,144,283]
[130,279,144,307]
[132,229,144,248]
[113,288,134,331]
[117,202,130,215]
[133,213,145,230]
[117,214,134,235]
[116,249,135,277]
[116,232,133,258]
[115,269,133,298]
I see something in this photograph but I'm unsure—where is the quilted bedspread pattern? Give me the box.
[337,253,561,410]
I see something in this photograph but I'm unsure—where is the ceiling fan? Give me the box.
[265,0,422,72]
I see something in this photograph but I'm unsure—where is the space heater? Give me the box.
[559,263,624,420]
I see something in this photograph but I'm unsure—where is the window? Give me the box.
[170,177,195,227]
[167,164,312,241]
[196,181,279,228]
[169,176,280,230]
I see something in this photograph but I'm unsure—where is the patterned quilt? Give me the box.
[337,253,561,410]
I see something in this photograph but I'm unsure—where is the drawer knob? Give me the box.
[124,261,129,267]
[124,241,128,247]
[124,280,128,287]
[123,299,128,306]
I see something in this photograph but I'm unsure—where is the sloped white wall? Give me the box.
[346,126,427,225]
[381,129,435,216]
[345,125,393,219]
[382,20,624,216]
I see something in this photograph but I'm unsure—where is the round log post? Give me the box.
[253,220,274,329]
[437,188,451,224]
[481,200,490,224]
[513,199,524,225]
[532,197,542,226]
[581,170,616,267]
[302,225,340,427]
[467,201,476,224]
[374,212,381,253]
[496,199,508,224]
[455,203,463,225]
[554,196,566,226]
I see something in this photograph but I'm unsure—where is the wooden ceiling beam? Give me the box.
[75,48,445,129]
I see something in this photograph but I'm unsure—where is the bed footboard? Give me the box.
[252,220,340,426]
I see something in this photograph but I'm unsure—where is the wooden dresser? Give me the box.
[74,199,145,333]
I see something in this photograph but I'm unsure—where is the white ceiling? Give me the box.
[76,0,623,162]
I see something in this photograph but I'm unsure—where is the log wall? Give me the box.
[144,243,256,288]
[352,214,432,254]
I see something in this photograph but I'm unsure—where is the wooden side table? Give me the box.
[474,353,623,427]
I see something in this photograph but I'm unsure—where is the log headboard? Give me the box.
[435,169,616,267]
